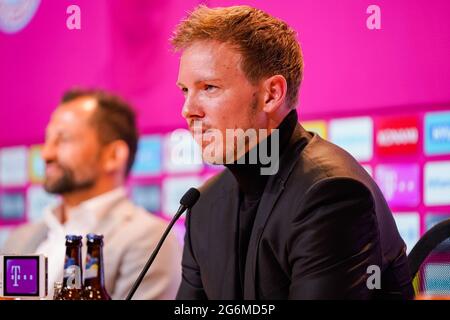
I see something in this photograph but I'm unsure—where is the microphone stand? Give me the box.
[125,206,188,300]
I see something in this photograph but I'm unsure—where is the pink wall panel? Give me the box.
[1,0,449,145]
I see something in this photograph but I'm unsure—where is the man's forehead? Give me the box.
[55,97,97,118]
[178,40,244,82]
[60,96,97,112]
[48,97,98,128]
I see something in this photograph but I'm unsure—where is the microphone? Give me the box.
[125,187,200,300]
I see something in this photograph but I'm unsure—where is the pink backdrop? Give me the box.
[1,0,450,145]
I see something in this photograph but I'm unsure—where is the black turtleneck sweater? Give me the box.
[225,110,298,297]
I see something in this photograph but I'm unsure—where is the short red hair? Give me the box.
[171,5,304,109]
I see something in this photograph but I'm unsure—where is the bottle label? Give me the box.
[63,265,82,289]
[84,254,99,279]
[64,257,75,270]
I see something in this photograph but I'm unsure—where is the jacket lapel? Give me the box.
[243,125,310,299]
[209,172,242,298]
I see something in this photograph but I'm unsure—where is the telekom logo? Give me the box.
[10,265,33,287]
[375,164,420,207]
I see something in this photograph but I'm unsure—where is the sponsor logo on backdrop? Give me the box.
[426,213,450,252]
[0,0,40,34]
[302,120,327,139]
[0,146,28,186]
[424,161,450,206]
[131,185,161,213]
[26,185,58,222]
[131,135,162,176]
[329,117,373,161]
[424,264,450,294]
[426,213,450,231]
[0,192,25,220]
[162,176,201,217]
[424,111,450,155]
[393,213,420,254]
[375,164,420,207]
[29,145,45,183]
[375,116,419,156]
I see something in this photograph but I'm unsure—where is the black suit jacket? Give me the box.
[177,124,414,299]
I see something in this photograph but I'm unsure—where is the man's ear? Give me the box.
[262,75,288,114]
[103,140,129,174]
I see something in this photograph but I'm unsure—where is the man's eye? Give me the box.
[59,135,72,143]
[181,87,188,95]
[204,84,217,92]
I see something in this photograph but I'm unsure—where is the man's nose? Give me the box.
[41,139,57,163]
[181,94,204,120]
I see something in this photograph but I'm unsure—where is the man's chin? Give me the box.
[201,156,220,165]
[43,178,72,195]
[201,153,237,166]
[43,184,64,195]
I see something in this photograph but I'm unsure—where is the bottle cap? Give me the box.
[65,235,83,243]
[86,233,104,243]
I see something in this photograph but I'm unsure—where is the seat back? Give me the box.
[408,219,450,297]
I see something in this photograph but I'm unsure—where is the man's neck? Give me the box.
[225,109,298,196]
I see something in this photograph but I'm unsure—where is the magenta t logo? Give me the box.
[375,164,420,207]
[11,265,22,287]
[5,257,38,295]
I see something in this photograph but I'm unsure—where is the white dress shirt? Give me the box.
[35,187,127,299]
[3,186,182,300]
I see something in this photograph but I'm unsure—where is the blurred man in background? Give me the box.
[1,89,182,299]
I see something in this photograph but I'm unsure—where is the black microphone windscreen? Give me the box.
[179,187,200,208]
